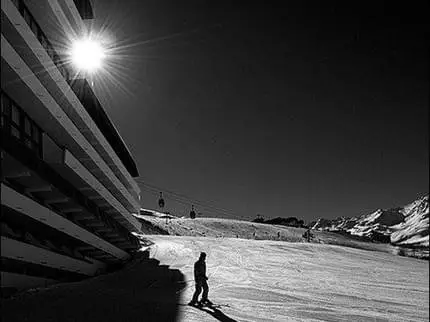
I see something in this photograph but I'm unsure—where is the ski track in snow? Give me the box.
[149,236,429,322]
[2,234,427,321]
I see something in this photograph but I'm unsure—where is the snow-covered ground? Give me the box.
[3,235,428,321]
[152,236,429,322]
[137,216,306,241]
[134,215,398,255]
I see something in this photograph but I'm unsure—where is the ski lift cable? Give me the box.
[137,185,246,221]
[144,189,242,219]
[141,187,241,219]
[146,197,233,219]
[136,179,238,214]
[136,179,245,219]
[136,179,241,215]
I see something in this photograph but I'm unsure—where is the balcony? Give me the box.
[1,184,131,261]
[2,0,141,210]
[70,79,139,178]
[5,0,139,180]
[0,106,142,248]
[6,0,74,86]
[1,236,102,276]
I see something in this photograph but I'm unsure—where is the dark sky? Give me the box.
[90,1,428,222]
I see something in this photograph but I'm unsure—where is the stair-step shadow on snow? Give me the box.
[1,250,185,322]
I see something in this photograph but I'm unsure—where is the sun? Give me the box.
[70,38,106,73]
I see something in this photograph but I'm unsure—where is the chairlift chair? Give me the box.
[190,205,196,219]
[158,192,165,209]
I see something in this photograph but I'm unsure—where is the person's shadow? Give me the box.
[197,305,238,322]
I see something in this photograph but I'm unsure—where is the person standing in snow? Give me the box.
[303,228,313,242]
[189,252,211,306]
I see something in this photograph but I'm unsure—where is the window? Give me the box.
[58,65,65,78]
[11,127,20,139]
[24,119,32,148]
[59,66,65,79]
[37,30,44,44]
[61,66,70,81]
[65,67,70,80]
[1,94,10,128]
[33,126,40,143]
[39,33,45,47]
[48,47,56,62]
[53,53,60,66]
[1,94,11,116]
[22,116,41,153]
[23,8,32,27]
[24,137,33,149]
[30,19,38,37]
[1,92,43,156]
[18,0,25,15]
[44,38,50,53]
[1,94,5,114]
[24,117,32,136]
[11,104,20,127]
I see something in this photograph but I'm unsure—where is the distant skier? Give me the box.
[303,228,313,242]
[189,252,211,306]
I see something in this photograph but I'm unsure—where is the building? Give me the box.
[1,0,144,296]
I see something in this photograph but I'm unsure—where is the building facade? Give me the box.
[1,0,143,296]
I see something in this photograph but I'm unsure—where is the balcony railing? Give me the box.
[0,92,138,252]
[11,0,73,83]
[70,79,140,178]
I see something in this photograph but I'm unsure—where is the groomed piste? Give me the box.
[2,216,429,322]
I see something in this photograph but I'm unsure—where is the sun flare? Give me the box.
[70,38,105,72]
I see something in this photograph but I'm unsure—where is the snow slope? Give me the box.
[137,216,306,241]
[138,208,179,219]
[157,236,429,322]
[134,215,400,256]
[3,236,428,322]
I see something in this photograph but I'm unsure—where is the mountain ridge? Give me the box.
[311,194,429,247]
